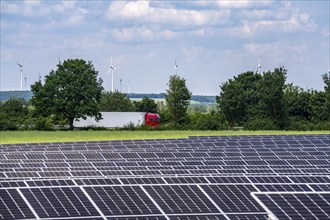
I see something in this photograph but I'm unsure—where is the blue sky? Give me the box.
[1,0,329,95]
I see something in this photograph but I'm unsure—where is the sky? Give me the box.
[1,0,329,95]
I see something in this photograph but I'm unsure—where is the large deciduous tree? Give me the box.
[31,59,103,130]
[165,75,192,126]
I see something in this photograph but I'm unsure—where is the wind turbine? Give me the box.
[107,56,116,92]
[58,50,61,65]
[120,78,123,93]
[174,57,178,75]
[24,75,27,91]
[16,62,23,91]
[256,57,261,74]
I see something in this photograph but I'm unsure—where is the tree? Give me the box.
[284,84,310,119]
[99,91,134,112]
[31,59,103,130]
[235,71,261,120]
[216,71,261,128]
[0,98,28,130]
[309,90,328,123]
[165,75,192,126]
[322,72,330,119]
[216,79,245,128]
[133,97,158,113]
[256,67,287,129]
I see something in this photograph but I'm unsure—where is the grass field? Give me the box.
[1,130,329,144]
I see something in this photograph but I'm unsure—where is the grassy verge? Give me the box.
[1,130,329,144]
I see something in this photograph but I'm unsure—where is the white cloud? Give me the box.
[321,27,330,37]
[111,26,176,42]
[51,1,91,25]
[1,1,20,14]
[63,35,107,50]
[181,46,205,62]
[68,8,87,25]
[238,4,317,37]
[194,0,274,9]
[244,41,311,64]
[242,9,274,20]
[106,1,231,27]
[105,0,319,43]
[24,0,41,6]
[52,0,76,13]
[215,0,270,9]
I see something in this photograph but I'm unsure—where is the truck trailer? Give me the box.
[73,112,160,128]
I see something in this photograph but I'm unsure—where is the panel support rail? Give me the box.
[140,185,170,220]
[78,185,107,220]
[197,184,231,220]
[17,188,40,220]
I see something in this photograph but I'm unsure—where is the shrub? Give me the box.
[0,112,18,130]
[33,117,53,131]
[244,117,278,130]
[188,112,225,130]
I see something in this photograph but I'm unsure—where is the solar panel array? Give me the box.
[1,134,329,220]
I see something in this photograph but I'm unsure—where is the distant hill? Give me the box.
[129,93,216,103]
[0,91,33,102]
[0,91,216,104]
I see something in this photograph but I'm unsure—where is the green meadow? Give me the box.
[1,130,329,144]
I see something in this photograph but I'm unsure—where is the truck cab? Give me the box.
[145,112,160,127]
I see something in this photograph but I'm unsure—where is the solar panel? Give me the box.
[85,186,161,216]
[0,189,35,219]
[0,134,329,219]
[201,184,264,213]
[21,187,100,218]
[253,192,330,220]
[144,185,219,214]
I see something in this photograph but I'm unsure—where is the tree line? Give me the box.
[217,67,330,130]
[1,59,329,131]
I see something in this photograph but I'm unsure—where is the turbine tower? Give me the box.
[174,57,178,75]
[107,56,116,92]
[17,62,23,91]
[120,78,123,93]
[24,75,27,91]
[256,57,261,74]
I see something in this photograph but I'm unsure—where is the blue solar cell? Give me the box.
[0,189,35,219]
[144,185,219,214]
[256,193,330,220]
[201,185,264,213]
[21,187,99,218]
[85,186,161,216]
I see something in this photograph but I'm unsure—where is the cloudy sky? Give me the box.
[1,0,329,95]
